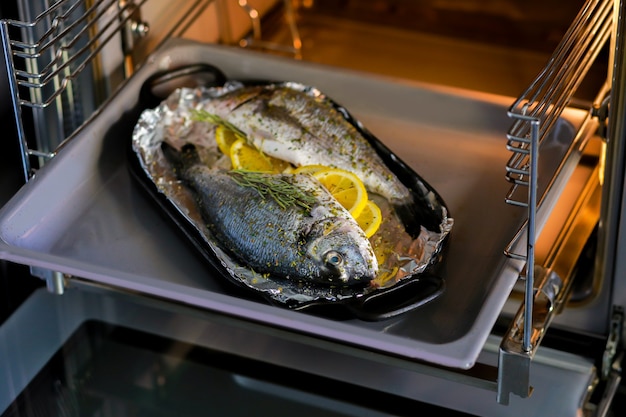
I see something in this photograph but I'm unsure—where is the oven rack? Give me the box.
[0,0,215,182]
[498,0,612,404]
[236,0,302,58]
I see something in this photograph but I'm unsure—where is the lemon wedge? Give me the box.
[215,125,241,155]
[354,199,382,238]
[230,138,291,173]
[312,167,368,218]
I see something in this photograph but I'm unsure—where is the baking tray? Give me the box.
[0,38,589,369]
[130,71,450,320]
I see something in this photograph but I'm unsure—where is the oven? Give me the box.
[0,1,624,416]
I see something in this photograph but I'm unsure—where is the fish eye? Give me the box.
[325,251,343,267]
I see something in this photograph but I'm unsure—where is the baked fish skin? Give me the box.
[165,145,378,287]
[196,84,411,203]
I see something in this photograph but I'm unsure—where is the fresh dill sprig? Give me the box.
[191,109,247,138]
[229,170,317,212]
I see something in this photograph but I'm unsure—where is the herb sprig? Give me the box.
[191,109,246,138]
[229,170,317,212]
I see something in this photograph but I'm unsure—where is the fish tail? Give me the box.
[393,201,421,239]
[393,195,443,238]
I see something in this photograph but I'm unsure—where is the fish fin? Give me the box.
[161,142,202,175]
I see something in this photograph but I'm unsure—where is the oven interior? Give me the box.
[1,0,624,415]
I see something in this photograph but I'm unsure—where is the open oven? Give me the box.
[0,1,624,416]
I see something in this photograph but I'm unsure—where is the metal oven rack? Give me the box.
[0,0,215,182]
[1,0,301,184]
[499,0,614,404]
[0,0,622,412]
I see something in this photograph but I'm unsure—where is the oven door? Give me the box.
[3,288,467,417]
[0,286,600,417]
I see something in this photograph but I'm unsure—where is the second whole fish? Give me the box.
[195,83,412,203]
[164,144,378,287]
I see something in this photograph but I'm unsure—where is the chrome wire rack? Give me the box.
[1,0,214,182]
[505,0,612,213]
[498,0,613,405]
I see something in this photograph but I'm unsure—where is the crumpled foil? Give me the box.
[131,81,453,307]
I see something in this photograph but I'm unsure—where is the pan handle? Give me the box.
[346,274,444,321]
[139,63,227,108]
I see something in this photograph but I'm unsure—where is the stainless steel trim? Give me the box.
[0,20,30,180]
[603,0,626,323]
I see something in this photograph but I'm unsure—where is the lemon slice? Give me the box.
[215,125,241,155]
[230,138,291,173]
[373,266,399,287]
[312,167,368,218]
[354,200,382,238]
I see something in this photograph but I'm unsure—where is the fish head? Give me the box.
[305,217,378,286]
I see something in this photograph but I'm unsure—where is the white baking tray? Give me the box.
[0,39,588,369]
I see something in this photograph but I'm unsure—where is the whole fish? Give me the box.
[195,83,411,203]
[164,144,378,287]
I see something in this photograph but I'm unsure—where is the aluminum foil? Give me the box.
[131,81,453,308]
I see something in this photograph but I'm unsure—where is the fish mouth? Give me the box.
[326,262,366,285]
[314,265,374,287]
[337,268,376,287]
